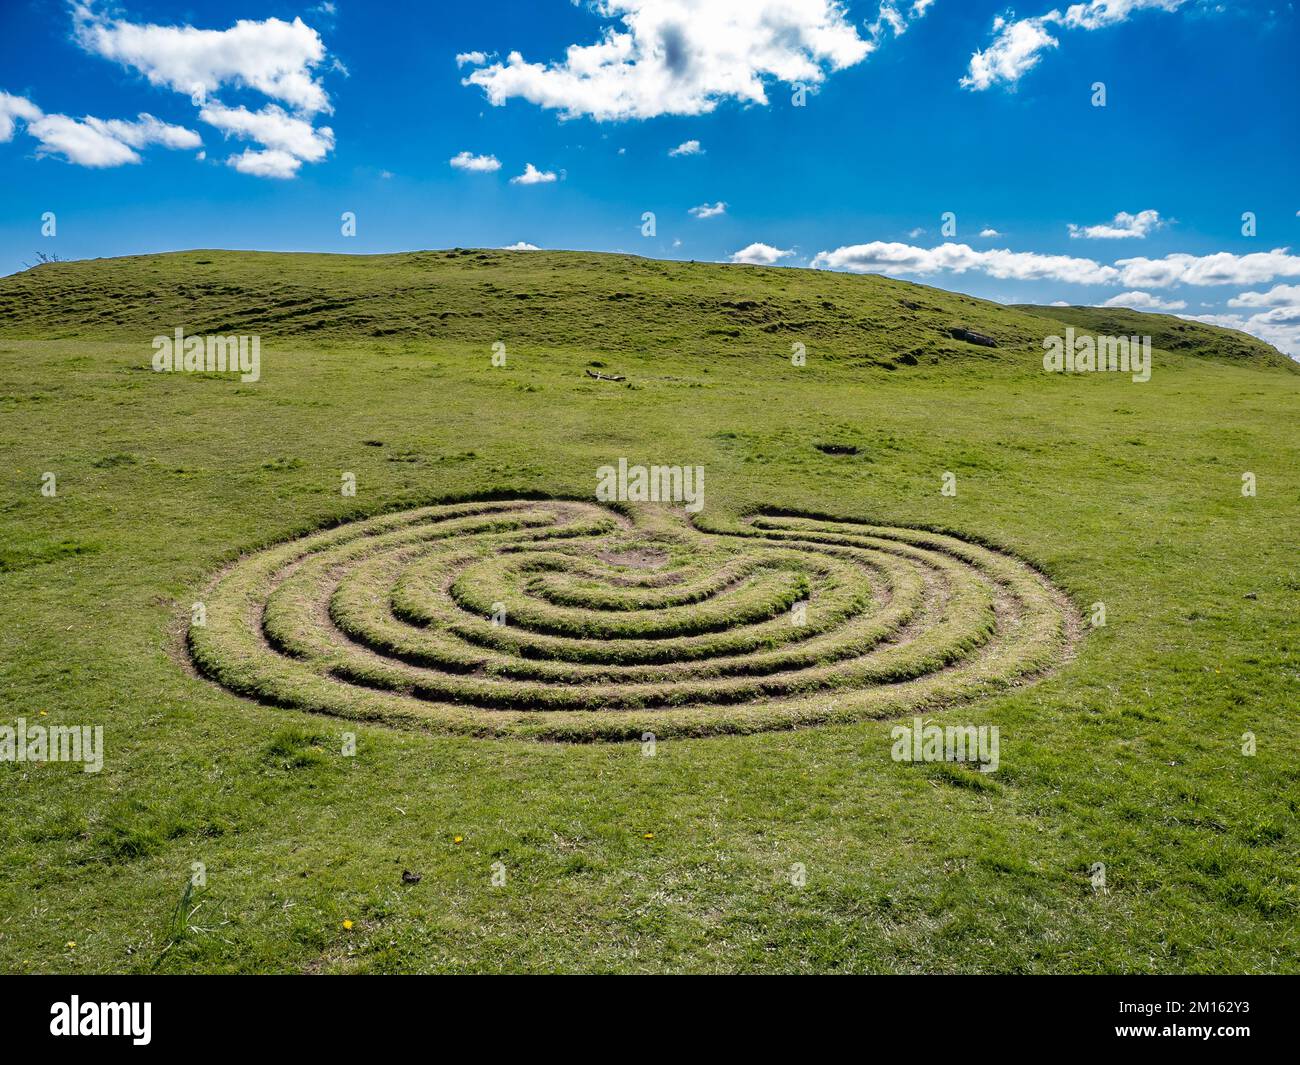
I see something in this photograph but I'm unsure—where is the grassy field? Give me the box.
[0,249,1296,973]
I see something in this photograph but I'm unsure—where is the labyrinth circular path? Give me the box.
[187,499,1078,739]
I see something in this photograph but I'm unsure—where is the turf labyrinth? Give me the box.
[186,499,1079,739]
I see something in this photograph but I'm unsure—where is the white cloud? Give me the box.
[979,227,1001,238]
[27,113,142,167]
[89,113,202,150]
[689,201,726,218]
[456,51,491,67]
[1179,311,1300,358]
[1207,285,1300,356]
[510,162,557,185]
[72,4,336,178]
[73,5,331,114]
[962,1,1190,91]
[811,239,1300,292]
[502,241,540,250]
[1069,209,1166,239]
[1227,284,1300,308]
[1116,248,1300,288]
[17,107,201,168]
[961,15,1058,91]
[869,0,934,43]
[668,138,701,157]
[812,241,1120,285]
[227,148,302,179]
[0,91,43,142]
[1098,291,1186,312]
[449,150,502,172]
[199,102,332,161]
[461,0,879,121]
[1250,305,1300,327]
[731,242,793,266]
[1,89,202,167]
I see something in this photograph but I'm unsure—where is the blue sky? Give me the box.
[1,0,1298,352]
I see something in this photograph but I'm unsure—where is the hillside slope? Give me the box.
[1013,303,1287,366]
[1,249,1293,371]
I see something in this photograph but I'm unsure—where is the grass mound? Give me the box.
[187,498,1078,740]
[2,249,1293,371]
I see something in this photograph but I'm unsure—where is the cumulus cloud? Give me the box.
[73,4,331,114]
[1205,285,1300,356]
[961,14,1058,91]
[731,242,793,265]
[811,239,1300,291]
[962,1,1190,91]
[811,241,1120,285]
[1250,305,1300,327]
[27,113,143,167]
[1179,311,1300,358]
[90,112,202,150]
[227,148,302,179]
[72,4,336,178]
[0,91,43,142]
[1098,291,1186,312]
[199,102,332,162]
[869,0,935,43]
[502,241,540,250]
[449,150,502,172]
[979,227,1001,237]
[0,91,201,167]
[1069,209,1166,239]
[510,162,557,185]
[460,0,881,121]
[668,138,702,157]
[1115,248,1300,288]
[456,51,491,67]
[1227,284,1300,308]
[689,201,727,219]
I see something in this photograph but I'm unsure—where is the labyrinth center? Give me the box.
[188,499,1077,739]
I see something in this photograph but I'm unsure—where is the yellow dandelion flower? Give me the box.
[453,835,463,844]
[643,832,654,839]
[342,919,353,930]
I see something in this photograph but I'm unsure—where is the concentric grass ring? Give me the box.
[186,499,1080,740]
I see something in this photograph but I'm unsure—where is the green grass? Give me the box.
[0,249,1296,973]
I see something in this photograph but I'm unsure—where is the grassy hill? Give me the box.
[2,249,1293,371]
[1014,302,1291,367]
[0,250,1296,974]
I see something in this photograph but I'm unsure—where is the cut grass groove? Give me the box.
[185,499,1080,740]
